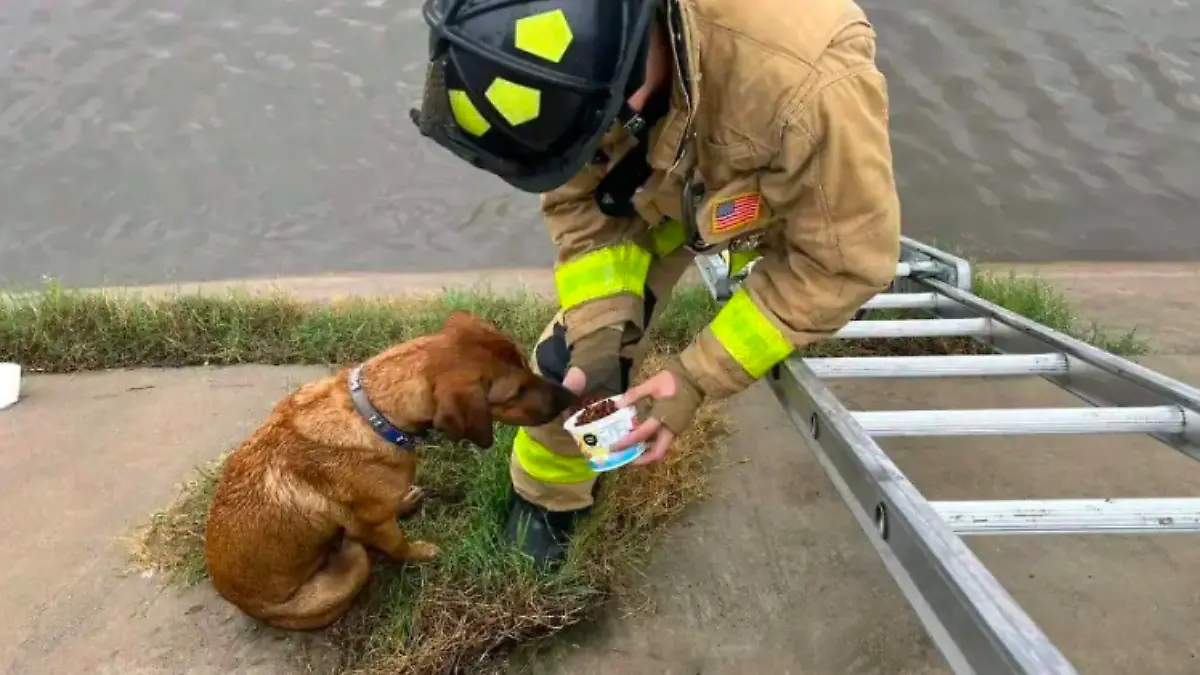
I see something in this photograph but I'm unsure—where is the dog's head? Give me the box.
[421,311,578,449]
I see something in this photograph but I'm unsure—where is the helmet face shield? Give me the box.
[411,0,657,194]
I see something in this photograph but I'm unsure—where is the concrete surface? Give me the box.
[1,264,1197,674]
[3,361,1199,674]
[61,266,706,303]
[0,366,341,675]
[531,356,1200,675]
[980,262,1200,355]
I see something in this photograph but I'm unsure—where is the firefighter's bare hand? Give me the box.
[567,326,624,398]
[610,370,679,465]
[563,366,587,395]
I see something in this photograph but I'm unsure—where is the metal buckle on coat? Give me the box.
[723,235,765,280]
[624,111,648,137]
[681,178,718,255]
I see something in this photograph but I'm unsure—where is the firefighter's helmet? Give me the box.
[411,0,657,193]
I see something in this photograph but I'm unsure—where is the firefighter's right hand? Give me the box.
[565,325,625,398]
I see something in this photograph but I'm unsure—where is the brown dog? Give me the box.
[203,311,576,631]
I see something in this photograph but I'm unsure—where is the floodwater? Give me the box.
[0,0,1197,287]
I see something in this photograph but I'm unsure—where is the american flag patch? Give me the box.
[712,192,761,233]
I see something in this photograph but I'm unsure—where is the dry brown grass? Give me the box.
[126,452,228,587]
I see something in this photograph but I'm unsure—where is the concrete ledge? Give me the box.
[979,262,1200,355]
[980,261,1200,280]
[76,269,563,302]
[8,266,708,304]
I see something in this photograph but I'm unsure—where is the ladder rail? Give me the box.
[693,244,1083,674]
[922,277,1200,411]
[768,357,1079,674]
[806,353,1070,379]
[917,276,1200,459]
[694,238,1200,675]
[932,498,1200,535]
[854,405,1186,437]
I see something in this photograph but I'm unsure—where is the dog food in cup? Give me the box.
[563,394,646,472]
[0,362,21,411]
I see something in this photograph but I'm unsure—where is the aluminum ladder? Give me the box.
[692,236,1200,675]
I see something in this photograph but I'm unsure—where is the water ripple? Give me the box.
[0,0,1198,286]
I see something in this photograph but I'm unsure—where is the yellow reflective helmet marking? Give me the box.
[485,77,541,126]
[514,9,574,64]
[448,89,491,137]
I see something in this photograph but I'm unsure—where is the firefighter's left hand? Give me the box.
[610,359,705,465]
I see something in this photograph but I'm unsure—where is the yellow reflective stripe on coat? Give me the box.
[726,248,760,276]
[513,429,596,484]
[709,289,794,379]
[554,241,653,310]
[649,219,687,257]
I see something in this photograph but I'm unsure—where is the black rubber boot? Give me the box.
[504,491,592,567]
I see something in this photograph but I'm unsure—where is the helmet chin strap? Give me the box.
[622,18,653,102]
[591,85,672,219]
[593,8,674,219]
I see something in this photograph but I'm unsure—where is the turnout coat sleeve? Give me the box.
[538,129,658,346]
[680,65,903,399]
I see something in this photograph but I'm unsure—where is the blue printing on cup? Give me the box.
[570,403,643,472]
[587,442,646,472]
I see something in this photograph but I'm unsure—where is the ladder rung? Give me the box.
[862,292,939,310]
[932,498,1200,535]
[895,260,942,277]
[854,405,1186,437]
[806,354,1068,379]
[836,318,991,340]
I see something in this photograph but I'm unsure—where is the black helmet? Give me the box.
[411,0,658,194]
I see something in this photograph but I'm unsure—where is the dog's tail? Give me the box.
[254,538,371,631]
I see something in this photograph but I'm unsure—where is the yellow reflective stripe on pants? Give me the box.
[709,289,794,379]
[649,219,688,258]
[513,428,596,484]
[554,242,653,310]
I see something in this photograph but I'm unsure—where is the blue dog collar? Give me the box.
[348,364,419,451]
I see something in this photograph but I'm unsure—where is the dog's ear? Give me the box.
[433,380,495,449]
[442,311,527,368]
[442,310,501,338]
[487,374,523,404]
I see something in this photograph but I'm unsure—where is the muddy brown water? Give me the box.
[1,0,1197,288]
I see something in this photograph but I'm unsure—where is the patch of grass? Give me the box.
[0,284,558,372]
[127,452,228,587]
[0,273,1143,374]
[972,270,1146,356]
[0,272,1147,674]
[332,353,731,675]
[126,353,729,675]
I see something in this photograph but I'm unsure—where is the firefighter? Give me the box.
[411,0,902,565]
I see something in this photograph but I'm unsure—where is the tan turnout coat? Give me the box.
[547,0,902,399]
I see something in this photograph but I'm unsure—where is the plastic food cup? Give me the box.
[0,362,21,411]
[562,394,646,472]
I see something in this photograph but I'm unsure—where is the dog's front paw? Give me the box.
[396,486,428,519]
[406,540,440,562]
